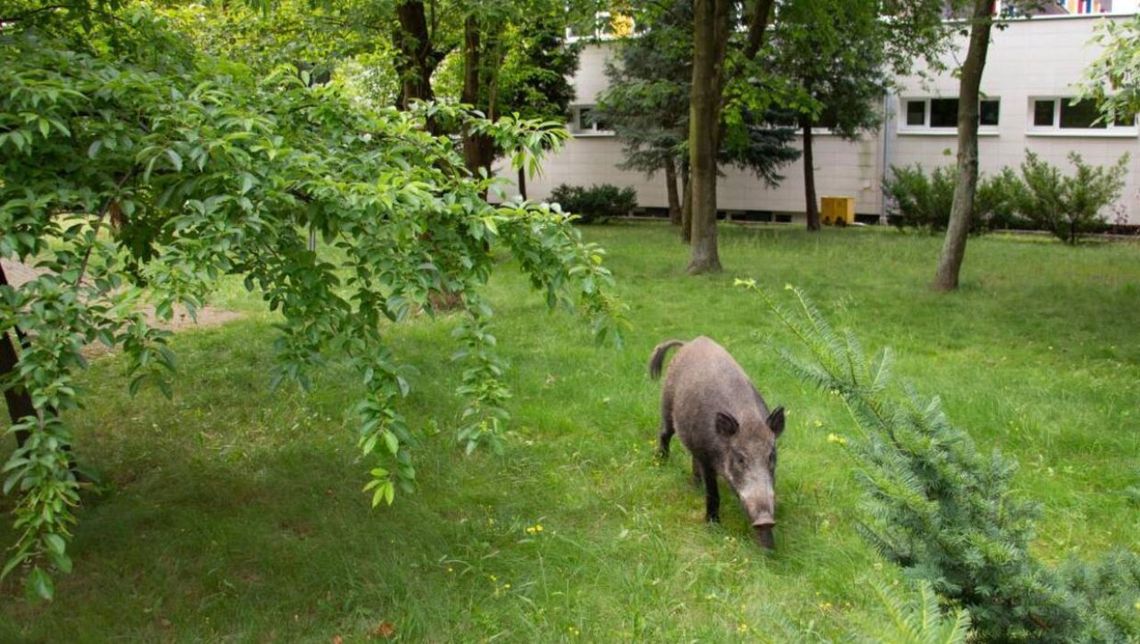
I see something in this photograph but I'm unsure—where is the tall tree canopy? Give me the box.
[597,0,798,241]
[0,0,621,600]
[769,0,890,231]
[684,0,954,272]
[594,0,692,226]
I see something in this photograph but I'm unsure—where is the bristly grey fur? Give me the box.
[650,336,786,549]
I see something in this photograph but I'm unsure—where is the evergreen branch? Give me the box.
[739,282,1140,642]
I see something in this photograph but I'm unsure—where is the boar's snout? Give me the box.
[752,521,775,550]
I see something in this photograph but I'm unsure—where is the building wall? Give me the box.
[501,14,1140,225]
[888,15,1140,225]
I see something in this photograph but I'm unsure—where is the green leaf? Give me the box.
[44,534,66,556]
[27,567,54,601]
[382,430,399,455]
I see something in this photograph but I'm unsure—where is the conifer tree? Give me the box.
[738,281,1140,642]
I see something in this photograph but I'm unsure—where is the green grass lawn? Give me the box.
[2,222,1138,641]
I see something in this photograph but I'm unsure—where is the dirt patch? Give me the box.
[1,258,242,355]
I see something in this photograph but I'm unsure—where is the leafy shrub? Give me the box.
[1009,152,1130,245]
[882,165,1023,233]
[739,282,1140,643]
[549,183,638,224]
[975,167,1024,231]
[882,164,957,232]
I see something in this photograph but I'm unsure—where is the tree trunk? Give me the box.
[933,0,994,292]
[393,0,438,110]
[461,15,497,178]
[802,117,820,232]
[687,0,731,274]
[664,155,681,225]
[686,0,774,272]
[0,261,33,448]
[681,163,693,242]
[517,167,527,200]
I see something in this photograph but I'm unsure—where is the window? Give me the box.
[929,99,959,127]
[1029,97,1136,134]
[570,106,613,136]
[900,97,1001,132]
[906,100,926,126]
[979,100,1000,127]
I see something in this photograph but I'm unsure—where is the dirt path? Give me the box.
[1,258,242,354]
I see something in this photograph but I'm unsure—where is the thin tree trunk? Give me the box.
[461,15,497,178]
[1,264,85,481]
[802,117,820,231]
[681,163,693,243]
[664,155,681,225]
[0,261,33,448]
[933,0,994,292]
[393,1,438,110]
[687,0,731,274]
[517,167,527,200]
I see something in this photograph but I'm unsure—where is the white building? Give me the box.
[508,13,1140,226]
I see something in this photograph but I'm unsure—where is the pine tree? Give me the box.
[738,281,1140,642]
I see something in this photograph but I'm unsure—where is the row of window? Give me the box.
[905,98,1001,128]
[900,97,1136,134]
[569,99,1137,138]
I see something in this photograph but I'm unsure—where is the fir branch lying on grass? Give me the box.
[737,280,1140,642]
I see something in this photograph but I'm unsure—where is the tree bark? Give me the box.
[0,261,33,449]
[681,163,693,242]
[687,0,731,273]
[801,117,820,231]
[687,0,775,272]
[0,264,86,482]
[517,167,527,200]
[461,14,497,178]
[664,155,681,225]
[933,0,994,292]
[393,0,439,110]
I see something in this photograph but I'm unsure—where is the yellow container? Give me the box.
[820,196,855,226]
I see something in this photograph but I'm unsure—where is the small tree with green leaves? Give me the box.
[1010,152,1129,245]
[737,282,1140,642]
[0,1,622,601]
[1080,14,1140,127]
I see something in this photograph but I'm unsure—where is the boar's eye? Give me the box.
[733,452,746,467]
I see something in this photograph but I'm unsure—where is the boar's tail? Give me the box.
[648,340,685,380]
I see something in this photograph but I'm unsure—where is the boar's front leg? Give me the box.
[699,459,720,523]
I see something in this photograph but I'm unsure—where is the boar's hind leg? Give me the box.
[657,396,675,459]
[699,459,720,523]
[691,455,703,487]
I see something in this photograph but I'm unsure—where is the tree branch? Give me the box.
[742,0,776,61]
[74,170,133,289]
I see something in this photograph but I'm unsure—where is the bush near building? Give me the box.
[884,150,1130,241]
[882,164,1023,234]
[1009,152,1130,245]
[550,183,638,224]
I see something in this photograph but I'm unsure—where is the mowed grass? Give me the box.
[2,222,1138,641]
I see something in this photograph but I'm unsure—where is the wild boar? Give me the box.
[649,336,786,549]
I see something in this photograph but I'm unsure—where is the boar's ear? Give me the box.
[767,407,786,438]
[715,412,739,437]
